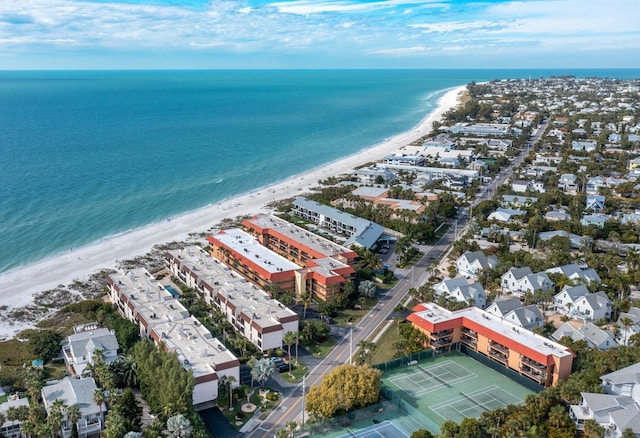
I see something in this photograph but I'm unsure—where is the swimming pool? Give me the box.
[164,284,180,297]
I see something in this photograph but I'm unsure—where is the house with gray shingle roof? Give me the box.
[546,263,602,285]
[0,395,30,438]
[554,285,590,315]
[571,362,640,435]
[501,267,554,298]
[42,377,104,438]
[433,277,487,308]
[61,323,119,377]
[504,305,544,330]
[501,195,538,208]
[455,250,498,280]
[488,208,525,222]
[485,297,522,318]
[572,291,612,322]
[616,308,640,346]
[552,322,617,350]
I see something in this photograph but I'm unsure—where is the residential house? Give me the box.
[546,263,602,285]
[455,250,498,280]
[503,305,545,331]
[572,140,597,152]
[545,209,571,222]
[554,285,591,315]
[353,166,398,185]
[572,292,612,321]
[558,174,579,194]
[485,297,523,318]
[408,303,574,387]
[0,395,30,438]
[501,267,553,298]
[61,323,119,377]
[570,362,640,435]
[488,208,525,223]
[616,308,640,346]
[537,230,583,249]
[502,267,533,292]
[551,322,617,350]
[434,277,487,308]
[501,195,538,208]
[41,377,104,438]
[511,180,532,193]
[582,213,609,228]
[586,195,606,212]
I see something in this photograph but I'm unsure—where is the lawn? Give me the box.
[0,338,36,383]
[370,322,403,365]
[305,337,337,358]
[278,362,309,384]
[221,387,281,429]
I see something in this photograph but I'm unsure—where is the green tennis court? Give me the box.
[381,351,534,433]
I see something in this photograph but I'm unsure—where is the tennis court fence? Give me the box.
[380,385,440,433]
[373,349,434,372]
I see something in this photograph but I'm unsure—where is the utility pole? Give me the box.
[349,328,353,365]
[301,374,306,429]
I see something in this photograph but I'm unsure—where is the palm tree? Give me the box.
[112,355,138,388]
[66,405,82,438]
[357,340,377,365]
[285,420,298,437]
[48,399,67,438]
[0,412,5,429]
[93,389,107,421]
[582,419,605,438]
[165,414,192,438]
[227,375,236,411]
[620,316,634,346]
[283,331,297,374]
[299,292,312,319]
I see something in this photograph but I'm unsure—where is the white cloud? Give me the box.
[0,0,638,67]
[267,0,441,15]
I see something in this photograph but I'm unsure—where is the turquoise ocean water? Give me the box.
[0,69,638,274]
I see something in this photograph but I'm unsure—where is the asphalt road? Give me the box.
[247,121,547,437]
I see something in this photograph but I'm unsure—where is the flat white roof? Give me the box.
[167,246,298,326]
[415,303,572,358]
[213,228,301,274]
[109,268,237,378]
[245,214,353,259]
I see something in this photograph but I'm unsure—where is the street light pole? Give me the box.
[349,328,353,365]
[301,374,306,429]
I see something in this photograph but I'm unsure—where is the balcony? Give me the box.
[77,417,102,438]
[460,334,477,348]
[521,356,547,370]
[489,341,509,354]
[488,349,508,364]
[520,365,548,384]
[461,327,477,338]
[431,337,452,347]
[431,329,454,340]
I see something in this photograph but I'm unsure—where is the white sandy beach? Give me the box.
[0,85,465,339]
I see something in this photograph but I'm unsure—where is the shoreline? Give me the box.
[0,84,466,339]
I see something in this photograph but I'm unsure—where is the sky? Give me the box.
[1,0,639,69]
